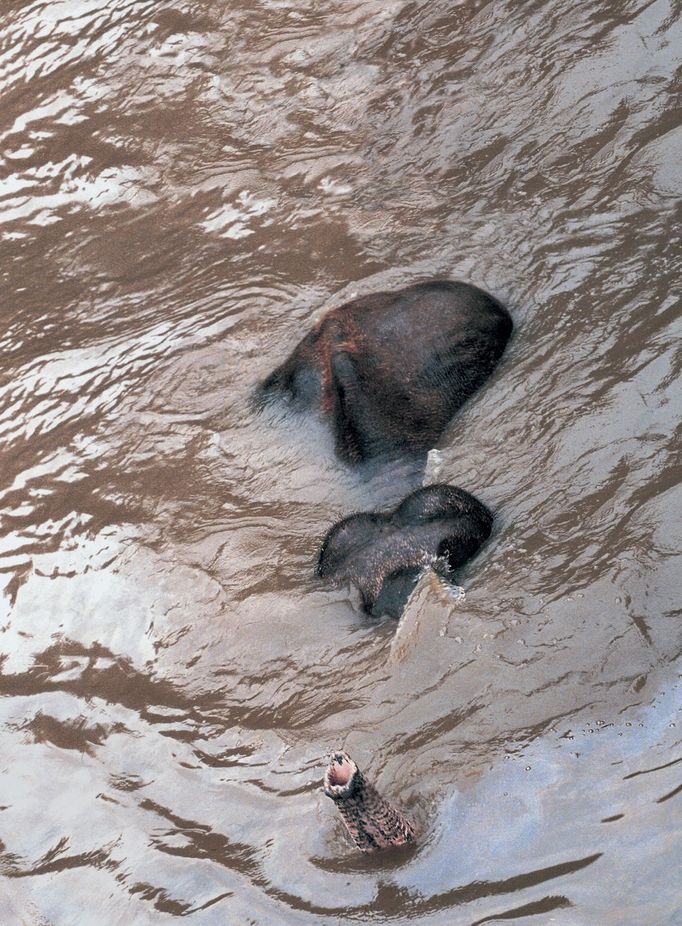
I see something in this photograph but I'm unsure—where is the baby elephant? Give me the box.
[259,280,512,464]
[317,483,493,617]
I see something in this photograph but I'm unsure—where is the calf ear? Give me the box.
[436,528,484,570]
[317,513,385,578]
[372,570,420,619]
[358,571,384,615]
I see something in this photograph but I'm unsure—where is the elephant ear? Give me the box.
[316,512,384,580]
[328,351,374,463]
[436,522,487,571]
[370,570,421,619]
[355,566,390,615]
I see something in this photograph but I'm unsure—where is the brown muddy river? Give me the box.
[1,1,681,923]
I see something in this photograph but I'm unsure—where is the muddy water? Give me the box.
[0,0,681,923]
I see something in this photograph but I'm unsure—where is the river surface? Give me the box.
[1,1,681,924]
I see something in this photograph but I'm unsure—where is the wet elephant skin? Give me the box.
[260,281,512,464]
[317,484,493,616]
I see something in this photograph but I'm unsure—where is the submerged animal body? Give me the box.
[317,483,493,617]
[259,280,513,464]
[324,752,416,851]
